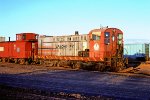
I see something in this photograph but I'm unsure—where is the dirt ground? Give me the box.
[0,62,73,74]
[1,62,150,99]
[1,62,150,76]
[119,61,150,76]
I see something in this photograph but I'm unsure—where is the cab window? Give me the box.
[92,32,100,40]
[112,34,115,41]
[105,32,110,38]
[104,32,110,44]
[118,33,123,44]
[118,33,123,39]
[105,39,110,44]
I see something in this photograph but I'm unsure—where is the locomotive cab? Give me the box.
[89,27,125,71]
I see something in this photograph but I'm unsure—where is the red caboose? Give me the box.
[0,33,38,64]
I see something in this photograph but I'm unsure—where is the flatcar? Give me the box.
[36,27,127,71]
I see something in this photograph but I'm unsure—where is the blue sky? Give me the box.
[0,0,149,41]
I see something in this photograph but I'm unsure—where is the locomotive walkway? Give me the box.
[0,70,150,99]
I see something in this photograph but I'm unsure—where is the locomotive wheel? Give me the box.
[95,63,105,71]
[20,59,25,65]
[14,59,18,64]
[72,61,81,69]
[33,58,40,64]
[7,58,10,63]
[32,61,36,65]
[48,61,55,67]
[25,61,29,65]
[80,62,95,71]
[110,58,124,72]
[39,59,44,65]
[2,58,6,63]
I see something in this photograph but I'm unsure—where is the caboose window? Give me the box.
[22,34,26,40]
[16,35,19,40]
